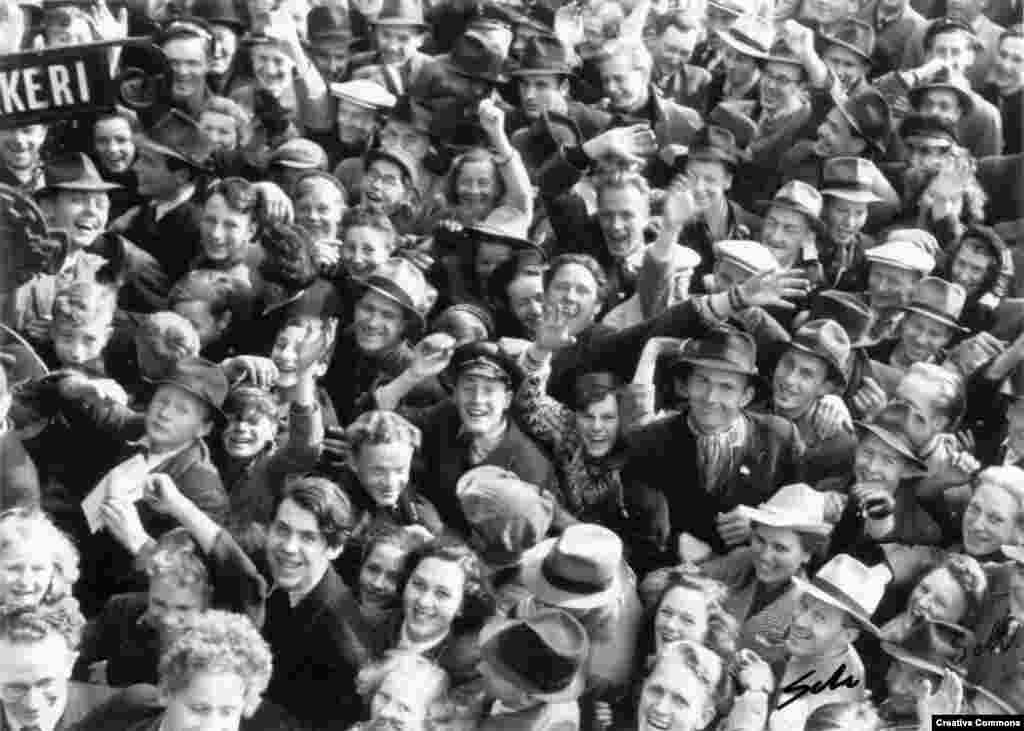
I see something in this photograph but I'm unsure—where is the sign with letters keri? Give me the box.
[0,40,128,129]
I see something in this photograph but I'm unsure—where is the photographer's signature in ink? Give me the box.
[776,664,860,710]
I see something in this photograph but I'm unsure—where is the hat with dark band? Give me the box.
[792,554,887,634]
[854,400,929,473]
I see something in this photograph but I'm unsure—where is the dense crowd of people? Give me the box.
[0,0,1021,727]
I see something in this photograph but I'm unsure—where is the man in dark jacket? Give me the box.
[624,326,805,559]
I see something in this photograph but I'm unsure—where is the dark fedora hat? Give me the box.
[819,18,875,65]
[445,34,507,84]
[39,153,122,196]
[446,340,524,391]
[787,318,852,387]
[374,0,428,29]
[899,113,960,145]
[807,290,879,349]
[834,89,891,155]
[154,356,229,419]
[137,109,214,170]
[882,619,974,678]
[908,67,975,115]
[306,4,352,44]
[900,276,969,333]
[922,16,982,53]
[708,103,758,151]
[480,609,589,703]
[681,125,748,170]
[674,325,759,376]
[356,257,433,324]
[507,34,573,77]
[758,37,805,69]
[854,399,929,473]
[190,0,244,31]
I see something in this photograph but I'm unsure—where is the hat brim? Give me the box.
[792,576,880,635]
[853,422,928,473]
[735,504,832,535]
[507,66,573,77]
[373,17,429,27]
[683,147,745,169]
[833,101,887,154]
[881,641,955,678]
[355,278,425,324]
[153,378,226,421]
[136,137,207,170]
[900,305,969,333]
[39,180,123,195]
[444,59,507,84]
[820,36,872,65]
[519,539,623,610]
[465,223,539,251]
[788,340,848,387]
[479,617,588,703]
[821,187,882,204]
[715,28,767,59]
[967,681,1019,714]
[757,199,825,230]
[908,84,974,115]
[270,159,323,169]
[707,0,745,14]
[673,355,759,377]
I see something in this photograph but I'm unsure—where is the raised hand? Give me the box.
[143,473,188,517]
[810,394,852,440]
[851,376,887,419]
[735,649,774,693]
[534,304,577,353]
[737,267,811,310]
[477,99,507,143]
[221,355,280,389]
[917,668,964,726]
[408,333,457,381]
[583,124,658,166]
[716,508,751,547]
[100,498,150,553]
[89,0,128,40]
[661,176,697,231]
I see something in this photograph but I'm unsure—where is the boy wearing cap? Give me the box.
[328,79,397,161]
[345,0,433,92]
[769,320,858,483]
[862,232,937,341]
[759,180,826,288]
[54,356,229,611]
[870,277,968,371]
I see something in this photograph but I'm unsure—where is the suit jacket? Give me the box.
[345,50,432,96]
[985,85,1024,155]
[0,682,117,731]
[477,703,580,731]
[110,200,203,286]
[734,101,815,210]
[263,566,371,730]
[623,410,805,555]
[413,401,557,536]
[703,546,804,666]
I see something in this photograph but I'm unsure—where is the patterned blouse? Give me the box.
[515,365,628,522]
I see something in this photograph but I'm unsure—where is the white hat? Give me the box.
[792,554,888,634]
[864,240,935,275]
[714,239,780,275]
[736,484,833,535]
[329,79,397,110]
[520,524,624,610]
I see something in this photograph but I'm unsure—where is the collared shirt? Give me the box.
[458,419,509,466]
[154,183,197,223]
[689,414,748,492]
[397,622,449,656]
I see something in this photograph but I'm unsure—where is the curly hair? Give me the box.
[169,269,245,323]
[445,147,505,214]
[200,98,253,147]
[144,528,212,599]
[357,650,450,706]
[0,598,85,650]
[223,385,278,423]
[260,221,318,290]
[544,253,610,307]
[51,280,117,330]
[202,177,260,219]
[917,155,987,225]
[341,205,398,250]
[346,410,422,454]
[158,610,272,716]
[927,553,987,627]
[639,568,739,668]
[0,508,79,607]
[403,540,495,633]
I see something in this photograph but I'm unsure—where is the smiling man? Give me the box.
[0,124,46,192]
[0,602,116,731]
[261,477,368,729]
